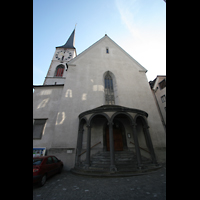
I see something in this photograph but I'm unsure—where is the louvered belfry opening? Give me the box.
[55,65,64,77]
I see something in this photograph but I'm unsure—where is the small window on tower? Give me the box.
[106,48,109,54]
[55,64,64,77]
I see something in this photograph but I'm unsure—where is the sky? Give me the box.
[33,0,166,85]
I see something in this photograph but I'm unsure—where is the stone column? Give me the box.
[132,123,142,169]
[85,125,91,168]
[143,126,158,165]
[108,122,117,172]
[76,128,84,166]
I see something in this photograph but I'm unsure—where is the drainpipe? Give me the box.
[152,88,166,132]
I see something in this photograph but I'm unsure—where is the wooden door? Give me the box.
[114,129,123,151]
[106,127,110,151]
[106,126,123,151]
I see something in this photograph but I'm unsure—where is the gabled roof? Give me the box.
[56,29,75,49]
[149,75,166,90]
[68,34,147,72]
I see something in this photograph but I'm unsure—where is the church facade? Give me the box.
[33,29,166,171]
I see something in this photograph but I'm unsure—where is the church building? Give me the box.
[33,29,166,174]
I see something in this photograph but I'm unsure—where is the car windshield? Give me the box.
[33,158,43,165]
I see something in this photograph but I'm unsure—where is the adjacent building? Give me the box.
[149,76,166,131]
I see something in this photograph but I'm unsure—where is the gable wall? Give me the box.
[51,36,165,149]
[33,36,166,168]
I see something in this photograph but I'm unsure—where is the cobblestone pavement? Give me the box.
[33,163,166,200]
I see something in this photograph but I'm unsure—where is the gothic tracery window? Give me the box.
[104,71,115,105]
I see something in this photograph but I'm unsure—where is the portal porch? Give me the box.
[72,105,161,176]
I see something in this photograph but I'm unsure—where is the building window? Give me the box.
[159,79,166,90]
[33,119,47,139]
[106,47,109,54]
[104,71,115,105]
[161,95,166,103]
[55,65,64,77]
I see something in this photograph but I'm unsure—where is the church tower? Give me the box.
[43,29,76,85]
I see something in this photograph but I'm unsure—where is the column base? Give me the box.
[110,165,117,172]
[84,164,90,169]
[137,163,143,170]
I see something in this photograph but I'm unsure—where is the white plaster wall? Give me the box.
[33,36,166,168]
[51,36,165,163]
[33,86,63,149]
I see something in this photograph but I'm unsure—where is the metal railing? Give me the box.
[78,141,101,157]
[130,141,151,154]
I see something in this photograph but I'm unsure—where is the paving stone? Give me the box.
[33,163,166,200]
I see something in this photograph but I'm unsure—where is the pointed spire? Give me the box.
[56,29,75,49]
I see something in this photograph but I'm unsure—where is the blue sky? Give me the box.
[33,0,166,85]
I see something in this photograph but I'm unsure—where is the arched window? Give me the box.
[55,65,64,77]
[104,71,115,105]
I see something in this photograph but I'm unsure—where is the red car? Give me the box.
[33,155,63,186]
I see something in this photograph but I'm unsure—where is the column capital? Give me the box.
[143,125,150,130]
[78,128,84,132]
[110,165,117,172]
[131,122,137,127]
[107,122,114,126]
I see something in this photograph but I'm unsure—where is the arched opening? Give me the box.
[135,116,152,159]
[76,117,87,165]
[106,112,133,152]
[88,113,110,155]
[55,64,64,77]
[105,122,122,151]
[104,119,127,151]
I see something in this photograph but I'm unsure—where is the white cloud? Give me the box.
[115,0,142,41]
[33,65,45,75]
[115,0,166,81]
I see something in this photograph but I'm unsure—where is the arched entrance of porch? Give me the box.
[134,114,158,165]
[76,117,88,166]
[110,112,144,168]
[103,118,128,151]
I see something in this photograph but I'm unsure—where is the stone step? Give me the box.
[91,151,138,166]
[92,158,137,162]
[95,152,134,155]
[93,152,135,156]
[92,162,137,166]
[72,150,160,177]
[92,157,134,161]
[89,151,152,171]
[92,154,137,158]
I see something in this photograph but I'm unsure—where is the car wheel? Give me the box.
[39,174,46,187]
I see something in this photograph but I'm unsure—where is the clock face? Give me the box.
[55,50,73,61]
